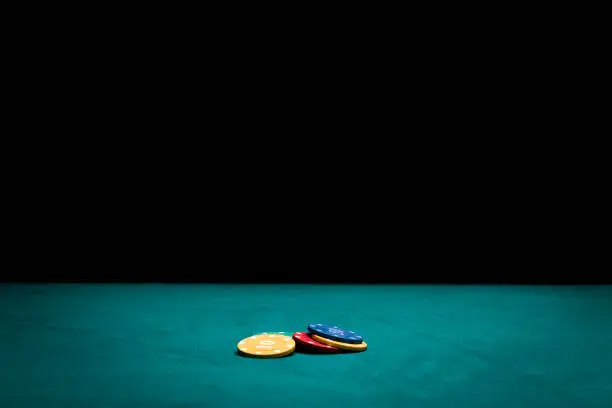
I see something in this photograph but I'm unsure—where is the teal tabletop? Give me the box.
[1,284,611,408]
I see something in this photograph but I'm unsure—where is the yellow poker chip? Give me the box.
[311,334,368,351]
[237,334,296,358]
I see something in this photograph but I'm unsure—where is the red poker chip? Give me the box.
[293,332,343,353]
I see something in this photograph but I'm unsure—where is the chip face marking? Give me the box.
[255,332,293,336]
[308,324,364,344]
[237,334,296,358]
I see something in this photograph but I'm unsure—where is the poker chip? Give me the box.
[293,332,343,353]
[308,323,364,344]
[237,334,295,358]
[311,334,368,352]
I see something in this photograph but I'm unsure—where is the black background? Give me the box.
[5,136,602,285]
[4,11,604,286]
[4,135,603,285]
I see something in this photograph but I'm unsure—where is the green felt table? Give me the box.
[1,284,611,408]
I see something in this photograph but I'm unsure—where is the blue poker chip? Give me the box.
[307,324,363,344]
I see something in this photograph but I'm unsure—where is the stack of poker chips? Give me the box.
[295,323,367,354]
[236,324,367,358]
